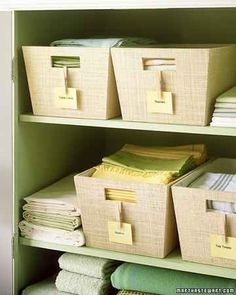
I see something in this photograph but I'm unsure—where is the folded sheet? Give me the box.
[215,102,236,109]
[22,276,69,295]
[117,291,154,295]
[50,37,158,48]
[56,270,111,295]
[24,174,80,216]
[216,86,236,103]
[189,172,236,213]
[111,263,236,295]
[58,253,118,279]
[19,221,85,246]
[212,113,236,118]
[210,122,236,127]
[102,151,195,175]
[212,117,236,124]
[23,211,81,231]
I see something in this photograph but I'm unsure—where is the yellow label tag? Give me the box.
[147,90,173,114]
[55,87,78,109]
[108,221,133,245]
[210,234,236,260]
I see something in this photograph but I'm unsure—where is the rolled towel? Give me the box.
[19,220,85,247]
[22,276,69,295]
[55,270,111,295]
[111,263,236,295]
[59,253,118,279]
[23,211,81,231]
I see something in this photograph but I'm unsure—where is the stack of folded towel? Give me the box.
[117,291,154,295]
[210,86,236,127]
[92,144,207,185]
[50,37,158,48]
[55,253,118,295]
[189,172,236,213]
[111,263,236,295]
[19,174,85,246]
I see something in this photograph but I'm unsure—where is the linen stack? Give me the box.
[55,253,118,295]
[210,86,236,127]
[111,263,236,295]
[19,174,85,246]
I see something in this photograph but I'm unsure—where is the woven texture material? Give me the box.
[112,46,236,126]
[172,158,236,268]
[23,46,120,119]
[74,168,178,258]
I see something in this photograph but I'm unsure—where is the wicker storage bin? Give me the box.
[74,168,178,258]
[111,45,236,126]
[172,158,236,268]
[22,46,120,119]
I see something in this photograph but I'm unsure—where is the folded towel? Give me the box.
[24,174,80,216]
[214,108,236,113]
[58,253,118,279]
[189,172,236,213]
[210,122,236,127]
[52,56,80,68]
[22,276,69,295]
[56,270,111,295]
[103,151,195,176]
[23,211,81,231]
[121,144,207,166]
[212,117,236,124]
[111,263,236,295]
[117,291,154,295]
[92,164,174,185]
[212,113,236,118]
[19,221,85,246]
[216,86,236,103]
[50,37,157,48]
[215,102,236,109]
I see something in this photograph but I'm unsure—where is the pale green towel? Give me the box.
[52,56,80,68]
[56,270,111,295]
[216,86,236,103]
[103,151,195,176]
[23,211,81,231]
[59,253,118,279]
[50,37,158,48]
[22,276,69,295]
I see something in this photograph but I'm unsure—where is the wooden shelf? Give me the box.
[19,237,236,279]
[20,114,236,137]
[2,0,236,11]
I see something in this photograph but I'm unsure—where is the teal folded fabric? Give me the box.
[23,211,81,231]
[103,151,195,176]
[22,276,69,295]
[56,270,111,295]
[59,253,118,279]
[50,37,158,48]
[111,263,236,295]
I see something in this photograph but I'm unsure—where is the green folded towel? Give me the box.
[22,276,69,295]
[59,253,118,279]
[216,86,236,103]
[23,211,81,231]
[111,263,236,295]
[56,270,112,295]
[50,37,158,48]
[52,56,80,68]
[103,151,195,176]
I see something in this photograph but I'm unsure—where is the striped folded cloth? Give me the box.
[189,172,236,213]
[117,291,155,295]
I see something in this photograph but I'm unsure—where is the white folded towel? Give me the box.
[24,174,80,216]
[189,172,236,213]
[212,117,236,124]
[19,220,85,246]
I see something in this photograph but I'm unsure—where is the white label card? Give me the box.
[55,87,78,110]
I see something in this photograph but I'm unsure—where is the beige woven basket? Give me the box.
[112,45,236,126]
[23,46,120,119]
[172,158,236,268]
[74,168,178,258]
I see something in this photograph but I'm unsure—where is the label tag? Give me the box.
[147,90,173,114]
[210,234,236,260]
[108,221,133,245]
[55,87,78,109]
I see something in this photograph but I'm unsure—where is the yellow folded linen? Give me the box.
[121,144,206,166]
[92,164,174,184]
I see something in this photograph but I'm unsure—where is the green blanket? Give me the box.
[23,211,81,231]
[111,263,236,295]
[103,151,195,176]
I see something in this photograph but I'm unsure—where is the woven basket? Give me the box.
[23,46,120,119]
[112,45,236,126]
[172,158,236,268]
[74,168,178,258]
